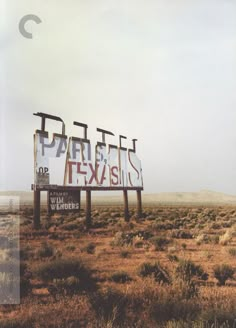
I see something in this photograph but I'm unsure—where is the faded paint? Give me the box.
[34,131,143,188]
[108,146,120,187]
[96,143,109,187]
[34,132,67,185]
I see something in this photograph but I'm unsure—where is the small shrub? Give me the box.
[172,278,199,299]
[200,308,236,326]
[152,221,174,230]
[53,276,80,295]
[110,271,132,283]
[150,287,200,322]
[111,232,132,247]
[175,260,208,282]
[61,223,79,231]
[204,251,213,260]
[168,246,177,253]
[0,317,34,328]
[173,260,208,300]
[92,220,108,229]
[195,234,209,245]
[210,235,219,244]
[181,243,187,250]
[110,212,120,218]
[120,250,130,258]
[213,264,235,286]
[151,236,170,251]
[146,214,157,221]
[84,243,96,254]
[210,222,221,229]
[171,230,193,239]
[135,230,153,240]
[34,258,96,291]
[138,262,170,284]
[167,254,179,262]
[219,230,233,245]
[133,236,144,248]
[66,245,76,252]
[228,248,236,257]
[37,242,54,258]
[89,288,128,325]
[222,221,233,228]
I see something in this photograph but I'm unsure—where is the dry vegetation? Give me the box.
[0,205,236,327]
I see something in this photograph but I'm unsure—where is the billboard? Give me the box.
[34,122,143,189]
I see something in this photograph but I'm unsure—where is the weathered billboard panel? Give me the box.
[48,190,80,214]
[119,148,128,187]
[108,145,120,187]
[128,150,143,187]
[34,131,143,188]
[34,131,67,185]
[95,143,110,187]
[64,137,94,186]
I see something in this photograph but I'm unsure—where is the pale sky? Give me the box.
[1,0,236,194]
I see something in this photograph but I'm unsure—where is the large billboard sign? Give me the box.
[34,113,143,189]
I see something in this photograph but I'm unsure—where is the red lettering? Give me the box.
[111,166,119,186]
[77,162,87,185]
[128,172,133,187]
[99,165,106,185]
[77,162,87,174]
[88,163,98,184]
[68,161,77,184]
[128,152,140,179]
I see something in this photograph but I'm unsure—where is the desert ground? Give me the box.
[0,196,236,327]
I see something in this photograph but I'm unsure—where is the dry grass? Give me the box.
[0,205,235,327]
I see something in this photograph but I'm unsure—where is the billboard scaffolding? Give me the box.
[32,112,143,228]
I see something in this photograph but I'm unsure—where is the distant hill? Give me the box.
[92,190,236,205]
[141,190,236,205]
[1,190,236,206]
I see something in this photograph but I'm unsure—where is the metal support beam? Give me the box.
[32,184,143,192]
[97,128,114,144]
[136,190,142,219]
[73,121,88,140]
[33,190,41,229]
[123,190,129,221]
[119,135,127,148]
[86,190,92,228]
[132,139,138,153]
[41,117,46,131]
[33,112,65,135]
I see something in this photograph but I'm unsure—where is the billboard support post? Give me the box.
[33,190,41,229]
[86,190,92,228]
[136,190,142,218]
[123,190,129,221]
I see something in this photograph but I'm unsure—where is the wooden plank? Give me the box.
[86,190,92,228]
[123,190,129,222]
[136,190,142,218]
[32,184,143,192]
[33,190,41,229]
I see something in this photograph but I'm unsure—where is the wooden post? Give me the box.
[136,190,142,219]
[47,191,51,216]
[123,190,129,221]
[33,190,41,229]
[86,190,92,228]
